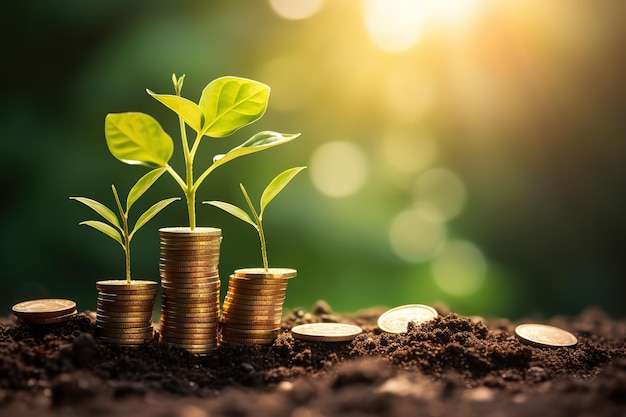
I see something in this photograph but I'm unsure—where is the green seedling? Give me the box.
[104,74,300,230]
[204,166,306,271]
[71,168,179,283]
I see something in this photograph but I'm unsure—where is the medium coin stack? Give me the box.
[221,268,296,345]
[159,227,222,354]
[96,280,157,346]
[12,299,77,325]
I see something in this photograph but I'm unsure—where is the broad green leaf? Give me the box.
[70,197,120,229]
[203,201,257,229]
[79,220,123,246]
[105,113,174,168]
[199,77,270,137]
[130,197,179,239]
[126,167,167,211]
[146,91,203,133]
[211,131,300,172]
[260,166,307,216]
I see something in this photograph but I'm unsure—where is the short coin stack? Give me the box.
[12,299,77,325]
[221,268,296,345]
[159,227,222,354]
[96,280,157,346]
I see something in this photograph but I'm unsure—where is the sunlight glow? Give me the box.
[363,0,482,52]
[269,0,325,20]
[431,239,487,296]
[363,0,423,52]
[413,168,466,223]
[381,131,438,174]
[310,141,368,198]
[389,209,446,263]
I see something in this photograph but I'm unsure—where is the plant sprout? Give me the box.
[204,166,306,271]
[71,168,179,283]
[104,74,300,230]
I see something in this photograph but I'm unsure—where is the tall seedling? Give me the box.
[105,74,300,229]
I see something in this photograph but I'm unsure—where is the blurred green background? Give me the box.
[1,0,625,319]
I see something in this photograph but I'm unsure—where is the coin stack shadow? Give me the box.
[221,268,296,345]
[96,280,157,346]
[158,227,222,354]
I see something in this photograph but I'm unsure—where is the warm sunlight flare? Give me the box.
[363,0,482,52]
[269,0,325,20]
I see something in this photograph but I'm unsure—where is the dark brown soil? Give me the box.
[1,302,625,417]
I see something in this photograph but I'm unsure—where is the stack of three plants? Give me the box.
[72,75,304,352]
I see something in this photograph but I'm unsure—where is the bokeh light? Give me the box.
[431,239,487,296]
[309,141,368,198]
[269,0,325,20]
[413,168,466,223]
[2,1,625,319]
[389,209,446,263]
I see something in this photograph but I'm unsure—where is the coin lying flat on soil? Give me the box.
[291,322,363,342]
[12,299,77,324]
[377,304,439,333]
[514,323,578,348]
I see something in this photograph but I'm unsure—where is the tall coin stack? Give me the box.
[158,227,222,354]
[221,268,296,345]
[96,280,157,346]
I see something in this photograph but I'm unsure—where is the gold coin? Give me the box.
[222,322,280,331]
[228,277,291,287]
[160,226,222,235]
[96,311,152,321]
[226,286,286,296]
[96,326,153,335]
[224,295,283,305]
[161,341,218,351]
[97,293,157,301]
[291,323,362,342]
[377,304,439,334]
[98,335,152,345]
[161,282,220,291]
[12,299,77,319]
[515,324,578,348]
[220,335,276,345]
[95,302,154,313]
[158,321,219,329]
[234,268,297,279]
[159,324,219,333]
[17,310,78,324]
[96,280,158,291]
[221,327,279,337]
[223,304,283,314]
[224,292,285,302]
[221,312,282,323]
[161,311,220,320]
[96,320,152,329]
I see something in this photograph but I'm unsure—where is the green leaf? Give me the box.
[199,76,270,137]
[126,167,167,211]
[260,166,307,216]
[203,201,258,229]
[105,113,174,168]
[70,197,121,229]
[79,220,123,246]
[211,131,301,172]
[147,91,203,133]
[130,197,179,239]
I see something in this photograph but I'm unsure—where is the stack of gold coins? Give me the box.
[221,268,296,345]
[159,227,222,355]
[96,280,157,346]
[12,299,77,325]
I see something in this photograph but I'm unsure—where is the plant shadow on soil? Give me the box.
[0,301,625,417]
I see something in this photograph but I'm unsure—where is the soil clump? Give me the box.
[0,302,624,416]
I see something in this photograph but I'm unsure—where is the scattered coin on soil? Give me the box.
[377,304,438,333]
[514,323,578,347]
[291,322,363,342]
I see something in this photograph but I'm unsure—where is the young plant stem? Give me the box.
[240,184,269,271]
[112,185,132,283]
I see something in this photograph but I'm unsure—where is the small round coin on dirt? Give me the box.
[514,323,578,348]
[12,299,77,324]
[377,304,438,333]
[291,323,362,342]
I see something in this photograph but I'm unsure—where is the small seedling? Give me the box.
[71,168,179,283]
[204,166,306,271]
[105,74,300,230]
